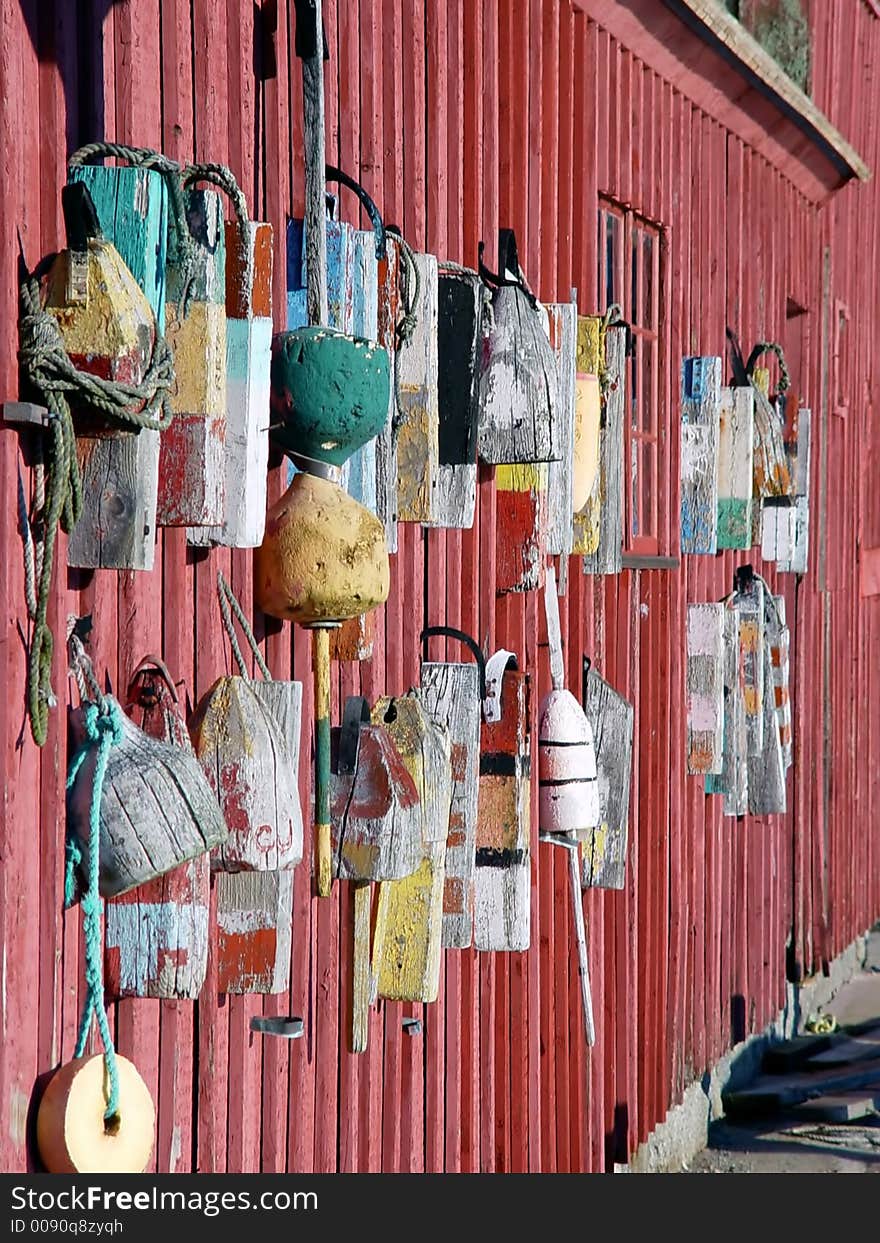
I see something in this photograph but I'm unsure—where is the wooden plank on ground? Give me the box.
[473,668,531,951]
[420,662,481,948]
[680,355,721,554]
[686,603,725,776]
[581,667,634,890]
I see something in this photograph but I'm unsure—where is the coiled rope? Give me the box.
[64,637,123,1126]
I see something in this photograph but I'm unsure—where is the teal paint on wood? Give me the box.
[69,165,168,330]
[167,188,226,305]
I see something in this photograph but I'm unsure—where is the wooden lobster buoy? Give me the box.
[545,301,578,558]
[581,663,634,890]
[430,264,482,530]
[686,604,725,777]
[680,355,722,555]
[103,658,210,999]
[330,696,422,1052]
[37,1054,155,1174]
[190,676,302,872]
[717,385,755,550]
[216,869,295,995]
[43,182,162,572]
[370,693,453,1004]
[66,696,227,898]
[538,689,600,835]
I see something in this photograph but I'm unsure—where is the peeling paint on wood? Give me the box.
[733,576,765,756]
[477,287,558,465]
[159,190,227,528]
[103,661,212,999]
[190,677,302,872]
[44,207,162,572]
[370,693,453,1002]
[751,367,793,519]
[474,669,531,952]
[747,618,787,816]
[495,463,548,594]
[427,266,483,529]
[216,870,294,994]
[330,613,375,662]
[584,326,626,576]
[189,221,273,549]
[420,662,481,949]
[248,677,305,868]
[581,669,634,890]
[546,302,578,557]
[396,252,440,523]
[67,698,228,899]
[777,407,811,574]
[342,228,380,516]
[680,356,721,554]
[761,497,797,562]
[770,595,793,770]
[706,603,749,816]
[572,316,604,557]
[717,386,755,550]
[686,603,725,775]
[375,240,400,549]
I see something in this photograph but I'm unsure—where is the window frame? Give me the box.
[597,199,665,557]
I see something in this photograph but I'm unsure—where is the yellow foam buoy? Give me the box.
[37,1054,155,1173]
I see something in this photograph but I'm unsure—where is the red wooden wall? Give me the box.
[1,0,879,1173]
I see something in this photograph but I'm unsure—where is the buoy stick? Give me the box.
[544,564,565,691]
[351,880,371,1052]
[539,832,595,1046]
[312,623,333,896]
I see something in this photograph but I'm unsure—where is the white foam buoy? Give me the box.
[37,1054,155,1174]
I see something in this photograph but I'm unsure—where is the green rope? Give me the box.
[217,570,272,681]
[68,141,199,318]
[65,698,124,1124]
[17,270,174,747]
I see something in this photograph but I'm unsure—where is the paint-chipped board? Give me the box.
[396,251,440,523]
[747,632,786,815]
[371,693,453,1002]
[717,385,755,550]
[68,164,169,329]
[189,220,273,549]
[545,301,577,557]
[105,854,210,999]
[734,577,765,756]
[477,288,558,465]
[770,595,793,770]
[584,325,626,575]
[376,239,400,550]
[330,613,375,662]
[428,265,483,530]
[216,869,294,994]
[474,670,531,952]
[761,498,797,563]
[420,662,481,949]
[581,669,634,890]
[158,189,227,528]
[680,355,721,554]
[750,368,792,503]
[57,170,166,572]
[286,213,353,332]
[190,676,303,872]
[495,463,548,594]
[343,228,380,515]
[686,603,725,775]
[777,408,811,574]
[706,604,749,816]
[248,677,305,866]
[572,316,603,557]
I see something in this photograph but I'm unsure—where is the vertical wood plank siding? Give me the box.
[1,0,878,1172]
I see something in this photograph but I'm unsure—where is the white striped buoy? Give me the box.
[538,687,600,835]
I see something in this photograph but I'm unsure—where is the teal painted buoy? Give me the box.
[270,326,390,466]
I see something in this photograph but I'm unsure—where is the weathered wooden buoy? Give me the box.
[474,658,531,952]
[581,662,634,890]
[477,229,558,465]
[545,301,578,558]
[706,599,749,816]
[37,1054,155,1174]
[761,496,797,564]
[572,315,604,555]
[583,321,626,575]
[216,869,295,994]
[395,249,440,523]
[420,644,482,949]
[190,676,302,872]
[430,264,483,529]
[680,355,722,555]
[770,594,793,770]
[686,603,725,777]
[102,658,210,999]
[717,385,755,550]
[370,692,453,1004]
[254,470,389,625]
[777,406,811,574]
[538,567,600,835]
[66,695,227,898]
[330,696,422,1052]
[43,181,162,572]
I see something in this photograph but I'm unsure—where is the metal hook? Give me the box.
[420,626,487,702]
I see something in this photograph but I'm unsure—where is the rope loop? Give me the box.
[217,571,272,681]
[64,688,124,1124]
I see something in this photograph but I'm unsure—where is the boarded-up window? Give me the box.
[598,200,663,555]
